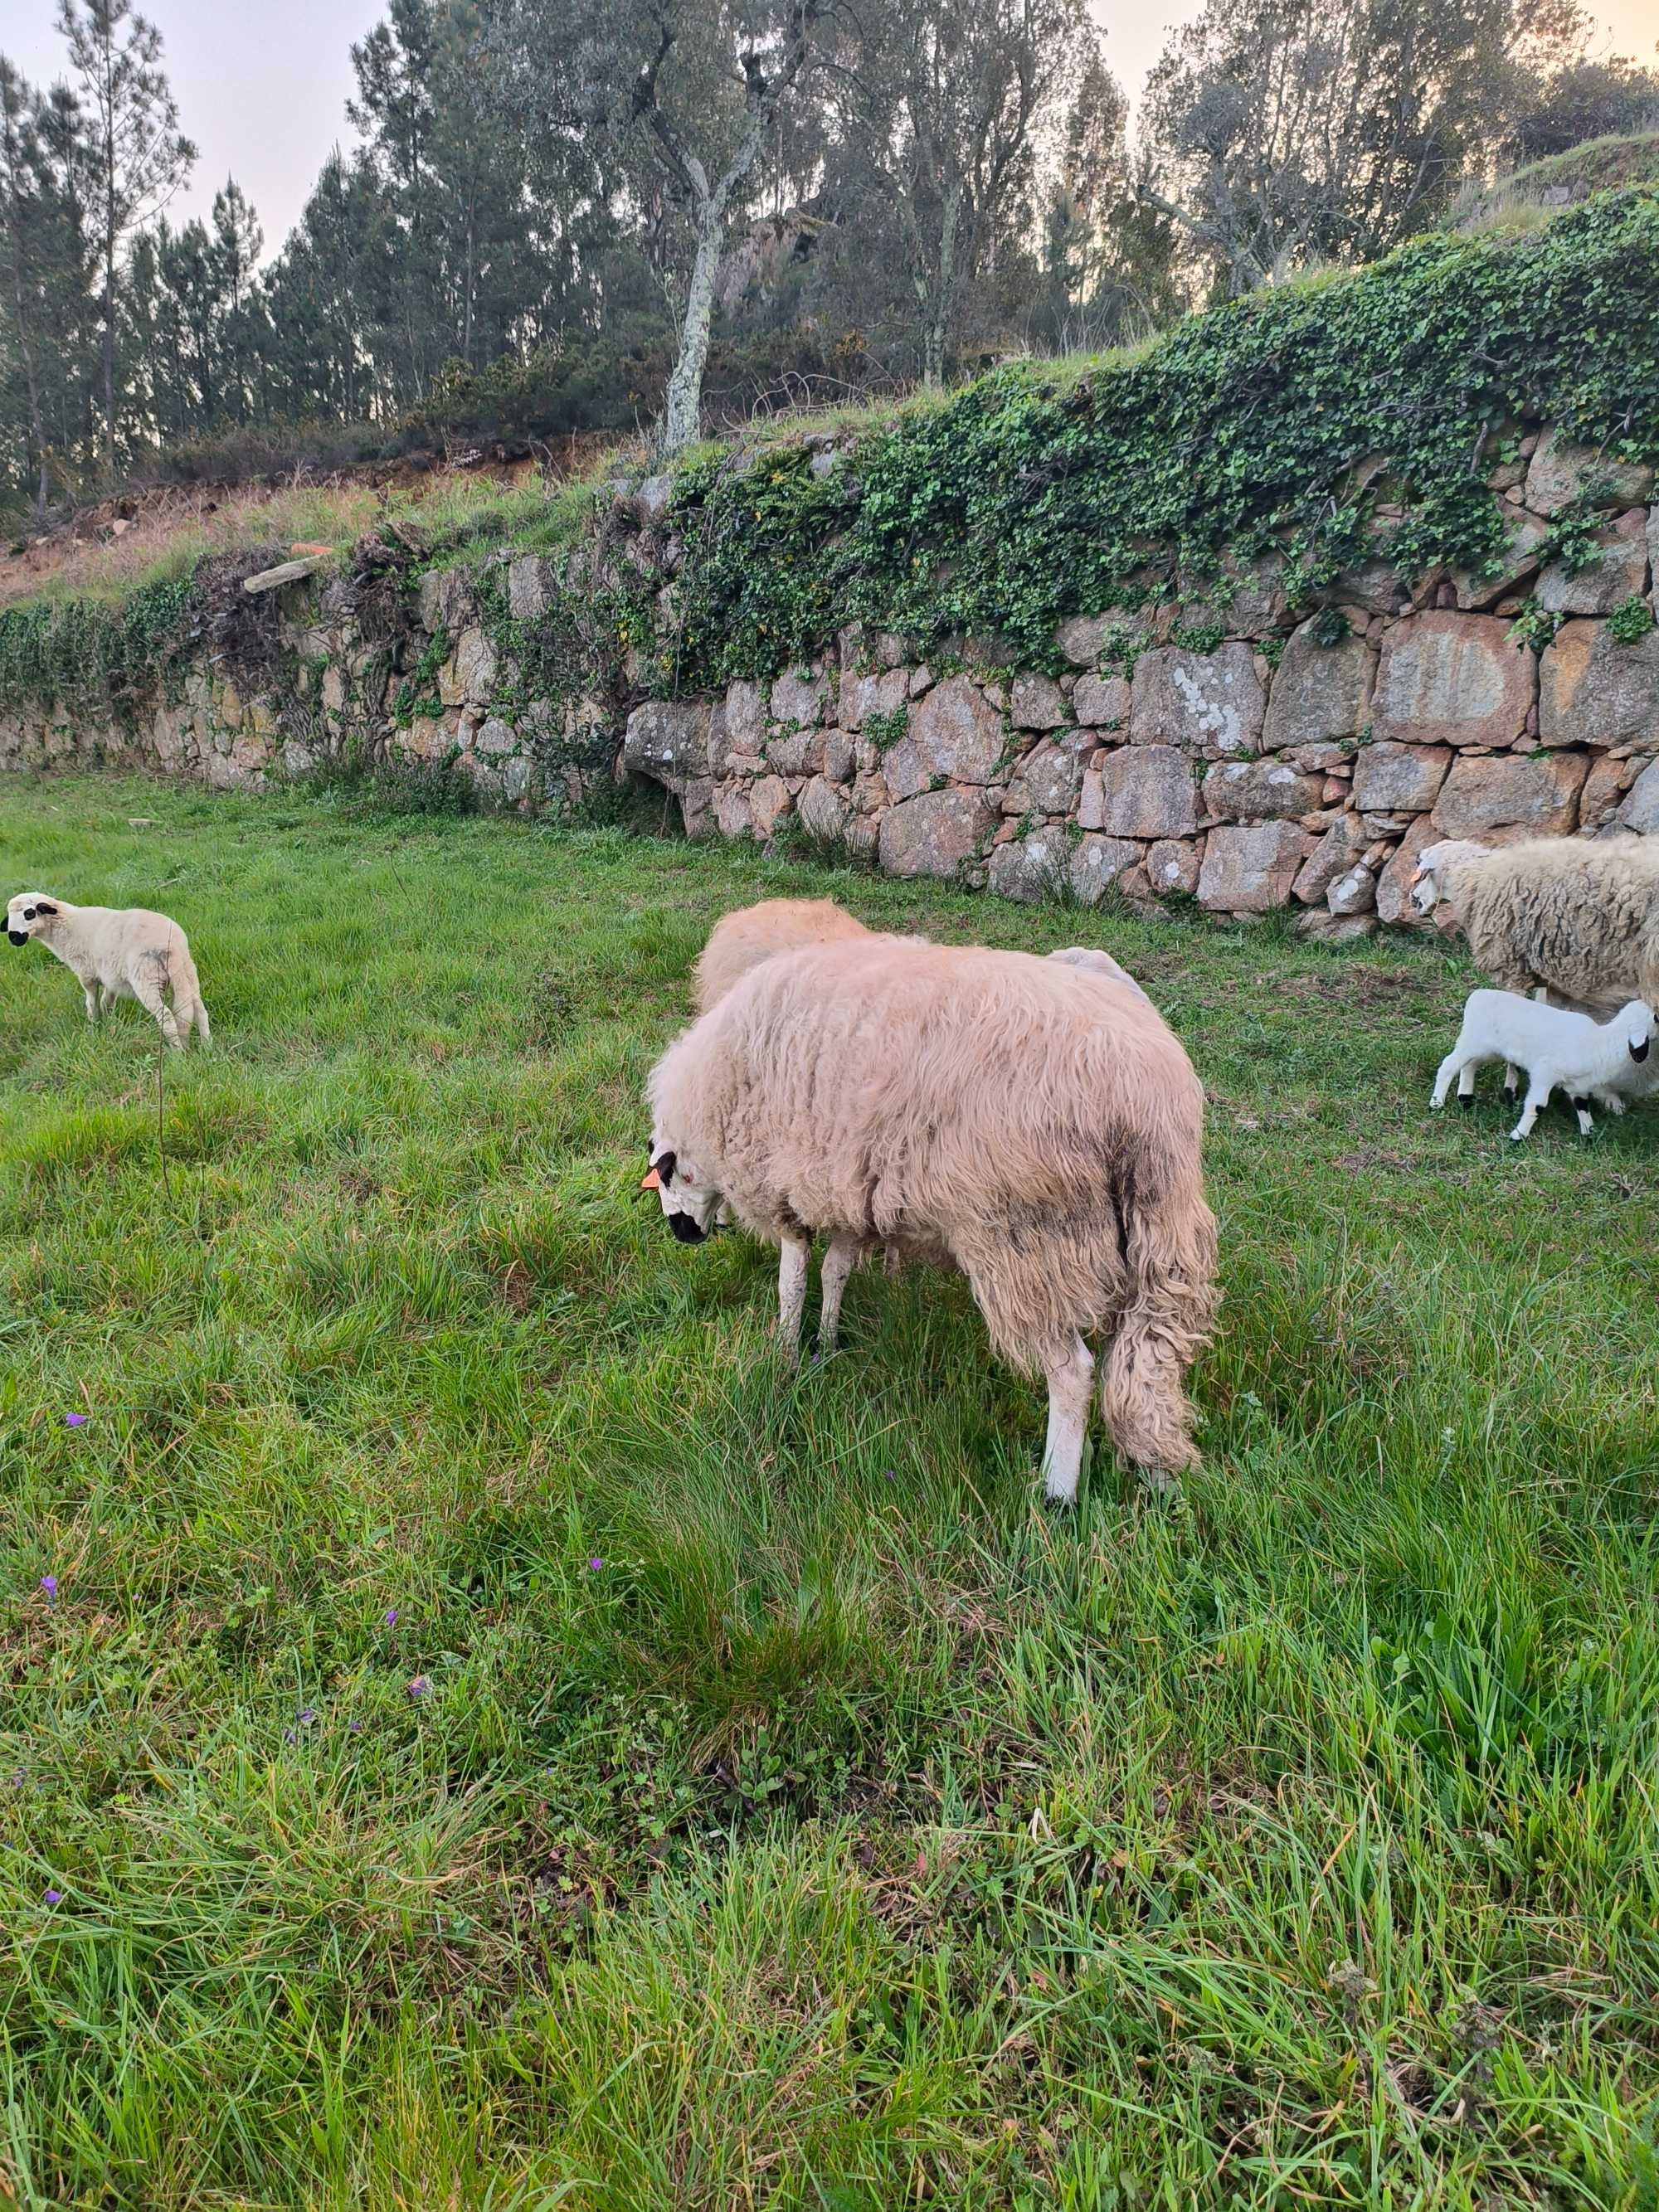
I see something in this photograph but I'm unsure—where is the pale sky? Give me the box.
[4,0,1655,260]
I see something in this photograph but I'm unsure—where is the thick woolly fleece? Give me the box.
[648,936,1217,1490]
[693,894,1154,1014]
[1415,835,1659,1018]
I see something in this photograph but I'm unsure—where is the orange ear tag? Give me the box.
[640,1167,662,1191]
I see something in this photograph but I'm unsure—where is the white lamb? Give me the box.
[7,892,210,1049]
[1430,989,1652,1140]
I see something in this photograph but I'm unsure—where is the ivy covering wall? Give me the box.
[666,186,1659,686]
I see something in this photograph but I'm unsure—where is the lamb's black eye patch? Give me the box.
[22,908,36,921]
[652,1150,678,1184]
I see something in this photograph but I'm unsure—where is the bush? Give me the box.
[299,748,480,819]
[151,420,391,488]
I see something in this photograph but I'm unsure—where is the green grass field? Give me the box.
[2,776,1656,2210]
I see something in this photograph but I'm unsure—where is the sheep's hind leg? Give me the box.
[131,973,183,1051]
[817,1233,861,1353]
[1040,1334,1095,1506]
[82,982,101,1024]
[775,1233,811,1367]
[1571,1094,1596,1137]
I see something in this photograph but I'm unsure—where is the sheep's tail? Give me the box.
[171,940,211,1043]
[1098,1135,1219,1481]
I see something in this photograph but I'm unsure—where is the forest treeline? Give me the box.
[2,0,1657,517]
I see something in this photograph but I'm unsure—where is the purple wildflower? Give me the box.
[65,1412,87,1427]
[406,1674,432,1700]
[40,1576,57,1603]
[384,1608,399,1626]
[348,1719,363,1733]
[296,1709,316,1727]
[586,1557,603,1572]
[883,1470,896,1482]
[43,1888,62,1906]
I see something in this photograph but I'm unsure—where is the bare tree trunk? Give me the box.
[463,182,477,367]
[102,195,117,479]
[660,200,723,460]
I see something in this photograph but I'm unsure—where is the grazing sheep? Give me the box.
[644,937,1218,1500]
[693,897,875,1015]
[6,892,210,1048]
[1048,946,1153,1003]
[1431,989,1652,1139]
[1411,835,1659,1018]
[696,895,1154,1012]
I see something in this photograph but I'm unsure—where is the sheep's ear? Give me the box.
[36,901,58,916]
[652,1150,678,1185]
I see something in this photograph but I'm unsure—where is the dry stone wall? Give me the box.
[614,431,1659,936]
[4,425,1658,937]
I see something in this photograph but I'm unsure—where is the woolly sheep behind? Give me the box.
[644,936,1218,1501]
[1430,988,1652,1140]
[694,896,1155,1013]
[693,897,876,1015]
[7,892,210,1049]
[1411,835,1659,1018]
[1047,945,1153,1003]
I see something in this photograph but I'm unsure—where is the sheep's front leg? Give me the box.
[817,1233,861,1353]
[1511,1080,1550,1141]
[775,1233,811,1367]
[82,981,101,1025]
[1041,1334,1095,1506]
[1430,1050,1467,1110]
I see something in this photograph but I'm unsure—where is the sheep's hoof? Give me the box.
[1457,1094,1473,1112]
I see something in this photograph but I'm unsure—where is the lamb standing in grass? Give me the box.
[7,892,210,1049]
[1411,835,1659,1017]
[1431,989,1652,1139]
[644,936,1218,1500]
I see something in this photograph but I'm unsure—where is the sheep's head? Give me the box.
[1408,839,1488,916]
[640,1140,722,1245]
[1618,1000,1654,1064]
[7,892,60,947]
